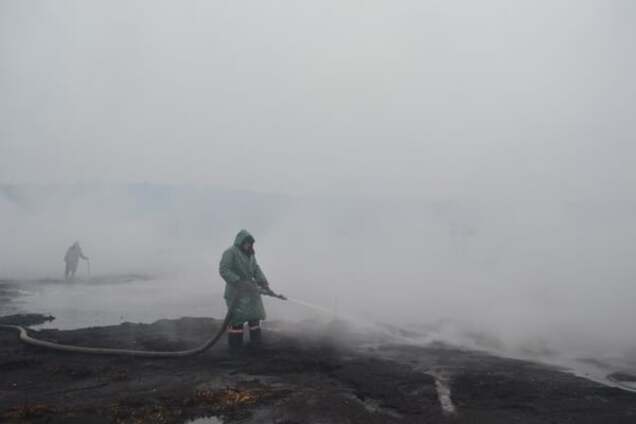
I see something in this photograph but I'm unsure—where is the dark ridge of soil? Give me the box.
[1,315,636,424]
[609,372,636,382]
[0,313,55,326]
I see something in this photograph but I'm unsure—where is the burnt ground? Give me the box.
[1,314,636,423]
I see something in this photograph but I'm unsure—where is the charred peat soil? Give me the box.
[1,313,636,424]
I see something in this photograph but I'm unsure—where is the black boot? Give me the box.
[227,326,243,351]
[248,321,262,349]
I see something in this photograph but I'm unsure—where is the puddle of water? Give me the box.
[430,371,457,415]
[4,275,226,330]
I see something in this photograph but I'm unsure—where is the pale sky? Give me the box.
[1,0,635,197]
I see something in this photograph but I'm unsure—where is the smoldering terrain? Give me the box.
[2,184,636,423]
[3,183,636,365]
[2,0,636,422]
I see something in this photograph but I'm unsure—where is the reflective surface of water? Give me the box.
[2,275,226,330]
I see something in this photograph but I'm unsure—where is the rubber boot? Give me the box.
[227,326,243,351]
[248,321,262,349]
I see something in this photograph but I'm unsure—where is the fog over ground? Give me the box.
[1,2,635,361]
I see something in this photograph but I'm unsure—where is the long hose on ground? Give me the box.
[0,289,286,358]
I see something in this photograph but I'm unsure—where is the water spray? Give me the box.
[285,297,337,316]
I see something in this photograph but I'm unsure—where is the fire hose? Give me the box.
[0,288,286,358]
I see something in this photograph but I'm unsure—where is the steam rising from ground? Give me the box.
[1,0,636,374]
[2,184,635,363]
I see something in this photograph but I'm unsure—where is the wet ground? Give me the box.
[2,278,636,423]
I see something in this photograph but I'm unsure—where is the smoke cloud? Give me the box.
[1,1,635,364]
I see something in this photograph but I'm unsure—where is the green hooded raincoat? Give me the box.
[219,230,268,326]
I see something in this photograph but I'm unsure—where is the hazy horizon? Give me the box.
[2,1,635,197]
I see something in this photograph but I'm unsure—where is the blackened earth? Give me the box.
[1,312,636,424]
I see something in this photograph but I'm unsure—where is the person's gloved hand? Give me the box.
[261,283,275,294]
[256,280,270,290]
[257,284,286,300]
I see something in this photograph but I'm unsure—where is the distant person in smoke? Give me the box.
[219,229,272,350]
[64,241,89,280]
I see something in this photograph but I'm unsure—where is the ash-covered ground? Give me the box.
[1,279,636,423]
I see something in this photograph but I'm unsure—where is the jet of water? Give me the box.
[285,297,393,335]
[285,297,338,316]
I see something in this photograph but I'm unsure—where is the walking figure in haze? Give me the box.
[64,241,89,280]
[219,230,273,350]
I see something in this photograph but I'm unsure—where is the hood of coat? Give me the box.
[233,229,255,249]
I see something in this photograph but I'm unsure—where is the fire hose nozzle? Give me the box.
[260,288,287,301]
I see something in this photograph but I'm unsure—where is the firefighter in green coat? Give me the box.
[219,230,271,349]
